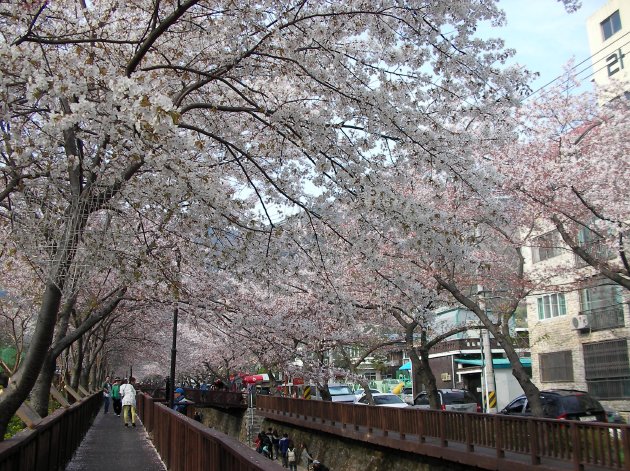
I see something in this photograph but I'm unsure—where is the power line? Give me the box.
[525,30,630,100]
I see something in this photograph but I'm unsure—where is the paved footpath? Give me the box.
[65,410,166,471]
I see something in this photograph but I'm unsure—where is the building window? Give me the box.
[537,293,567,320]
[583,340,630,399]
[601,10,622,41]
[575,227,616,267]
[540,351,573,382]
[532,231,563,263]
[579,281,625,330]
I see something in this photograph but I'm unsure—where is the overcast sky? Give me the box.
[485,0,608,94]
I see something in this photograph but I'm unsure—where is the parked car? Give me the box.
[400,387,414,405]
[354,388,381,398]
[310,384,357,403]
[413,389,480,412]
[355,393,410,408]
[604,405,626,424]
[500,389,607,422]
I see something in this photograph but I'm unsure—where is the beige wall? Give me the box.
[586,0,630,89]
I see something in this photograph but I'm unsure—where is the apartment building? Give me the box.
[523,226,630,415]
[586,0,629,90]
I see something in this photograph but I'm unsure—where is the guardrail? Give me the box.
[0,391,101,471]
[136,394,277,471]
[149,388,247,409]
[257,396,630,471]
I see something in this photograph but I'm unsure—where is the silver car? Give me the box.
[413,389,480,412]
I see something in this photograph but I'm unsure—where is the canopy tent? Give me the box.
[454,358,532,369]
[399,358,531,371]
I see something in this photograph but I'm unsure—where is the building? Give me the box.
[586,0,629,90]
[522,226,630,416]
[397,307,530,411]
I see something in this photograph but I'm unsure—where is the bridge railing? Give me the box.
[149,388,247,409]
[257,396,630,470]
[0,391,101,471]
[137,394,276,471]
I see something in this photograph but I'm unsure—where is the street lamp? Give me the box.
[168,304,178,409]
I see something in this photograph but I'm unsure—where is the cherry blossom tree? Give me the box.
[0,0,569,437]
[494,78,630,292]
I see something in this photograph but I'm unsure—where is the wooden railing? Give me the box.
[136,394,276,471]
[257,396,630,470]
[149,388,247,409]
[0,391,101,471]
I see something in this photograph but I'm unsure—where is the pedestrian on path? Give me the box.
[120,377,138,427]
[279,433,289,467]
[287,442,297,471]
[102,376,111,414]
[173,387,190,414]
[301,443,314,471]
[111,378,122,416]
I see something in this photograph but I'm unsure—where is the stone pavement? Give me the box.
[65,409,166,471]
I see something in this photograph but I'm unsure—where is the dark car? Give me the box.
[413,389,480,412]
[500,389,607,422]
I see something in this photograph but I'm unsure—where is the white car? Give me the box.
[354,388,381,398]
[355,393,410,408]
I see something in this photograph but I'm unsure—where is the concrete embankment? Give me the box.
[196,406,481,471]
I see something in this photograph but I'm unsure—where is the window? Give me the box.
[601,10,622,41]
[532,231,563,263]
[540,351,574,382]
[579,282,625,330]
[583,340,630,398]
[504,397,526,414]
[537,293,567,320]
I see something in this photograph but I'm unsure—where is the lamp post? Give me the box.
[168,305,178,409]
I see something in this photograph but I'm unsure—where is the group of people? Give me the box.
[102,375,139,427]
[255,428,328,470]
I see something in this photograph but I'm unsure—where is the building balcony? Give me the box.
[580,304,626,331]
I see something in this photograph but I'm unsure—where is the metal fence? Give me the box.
[0,391,101,471]
[257,396,630,470]
[136,394,277,471]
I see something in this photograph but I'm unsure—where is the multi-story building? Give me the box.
[586,0,629,90]
[523,226,630,416]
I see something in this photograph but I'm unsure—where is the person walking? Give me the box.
[287,442,298,471]
[279,433,290,467]
[302,444,314,471]
[173,387,190,414]
[120,377,138,427]
[272,429,280,460]
[102,376,111,414]
[111,378,122,416]
[265,428,275,460]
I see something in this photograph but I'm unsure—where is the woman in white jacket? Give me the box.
[119,377,137,427]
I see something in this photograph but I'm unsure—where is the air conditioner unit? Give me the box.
[571,315,590,330]
[440,373,451,382]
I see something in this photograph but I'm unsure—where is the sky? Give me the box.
[486,0,609,95]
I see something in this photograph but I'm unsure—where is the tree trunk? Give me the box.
[30,354,57,417]
[71,338,84,390]
[0,283,61,438]
[435,276,544,416]
[418,346,440,410]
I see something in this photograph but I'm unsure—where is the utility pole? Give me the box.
[479,288,497,413]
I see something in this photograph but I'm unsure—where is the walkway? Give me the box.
[65,409,166,471]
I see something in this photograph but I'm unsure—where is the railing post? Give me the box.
[529,419,541,466]
[440,412,447,447]
[495,415,504,459]
[464,413,473,452]
[570,422,584,471]
[419,411,425,443]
